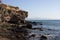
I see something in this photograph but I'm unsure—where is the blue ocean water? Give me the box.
[27,20,60,40]
[28,20,60,30]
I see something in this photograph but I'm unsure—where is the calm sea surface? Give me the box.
[28,20,60,30]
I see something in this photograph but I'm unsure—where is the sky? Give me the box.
[2,0,60,20]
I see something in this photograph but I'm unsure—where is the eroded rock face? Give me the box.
[0,22,29,40]
[0,3,28,22]
[0,3,31,40]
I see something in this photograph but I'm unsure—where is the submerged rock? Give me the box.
[40,35,47,40]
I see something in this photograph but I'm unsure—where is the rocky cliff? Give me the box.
[0,3,32,40]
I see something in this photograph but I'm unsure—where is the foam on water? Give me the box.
[28,20,60,40]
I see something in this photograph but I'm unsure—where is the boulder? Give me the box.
[40,35,47,40]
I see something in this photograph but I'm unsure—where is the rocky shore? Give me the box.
[26,21,60,40]
[0,2,59,40]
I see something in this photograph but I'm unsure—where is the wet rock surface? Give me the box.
[26,21,43,26]
[40,35,47,40]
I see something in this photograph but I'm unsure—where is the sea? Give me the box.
[27,20,60,40]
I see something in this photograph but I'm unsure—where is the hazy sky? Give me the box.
[2,0,60,19]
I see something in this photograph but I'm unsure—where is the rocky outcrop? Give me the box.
[0,3,32,40]
[0,23,29,40]
[0,3,28,22]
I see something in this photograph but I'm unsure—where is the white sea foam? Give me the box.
[28,20,60,40]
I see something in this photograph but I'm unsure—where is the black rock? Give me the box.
[40,35,47,40]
